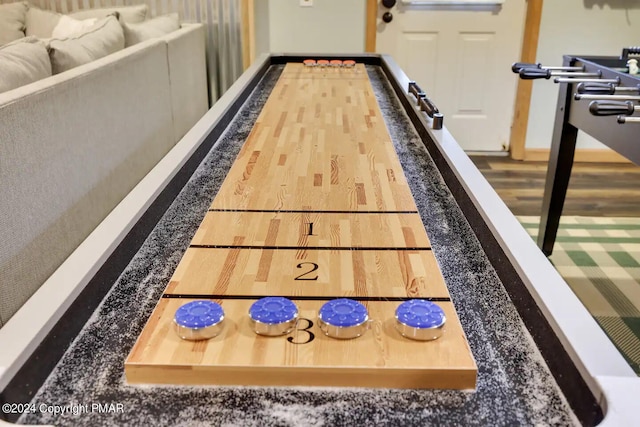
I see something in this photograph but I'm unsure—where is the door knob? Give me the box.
[382,0,397,7]
[382,11,393,23]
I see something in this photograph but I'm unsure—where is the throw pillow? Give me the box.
[0,36,52,94]
[122,13,180,47]
[0,1,28,46]
[25,7,61,39]
[70,4,148,23]
[48,15,125,74]
[52,15,98,39]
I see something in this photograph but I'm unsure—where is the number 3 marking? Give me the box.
[294,262,319,281]
[287,318,315,344]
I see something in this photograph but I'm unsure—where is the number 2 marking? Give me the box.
[287,318,315,344]
[294,262,319,281]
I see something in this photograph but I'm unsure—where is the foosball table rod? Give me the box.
[511,62,584,73]
[589,100,639,115]
[588,100,640,124]
[575,94,640,101]
[617,116,640,123]
[576,82,640,95]
[511,62,602,79]
[554,77,619,84]
[577,82,640,95]
[519,68,601,80]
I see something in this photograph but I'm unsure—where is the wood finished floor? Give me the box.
[470,156,640,217]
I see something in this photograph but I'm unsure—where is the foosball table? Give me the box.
[514,48,640,256]
[1,54,639,426]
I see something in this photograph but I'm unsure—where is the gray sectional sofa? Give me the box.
[0,3,208,328]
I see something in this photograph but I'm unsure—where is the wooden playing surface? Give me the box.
[125,63,477,389]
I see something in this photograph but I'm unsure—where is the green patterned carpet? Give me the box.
[519,216,640,375]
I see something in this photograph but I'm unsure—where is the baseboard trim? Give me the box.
[523,148,631,163]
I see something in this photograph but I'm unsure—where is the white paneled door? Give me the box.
[376,0,526,152]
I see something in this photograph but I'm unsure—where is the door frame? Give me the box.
[366,0,378,52]
[509,0,543,160]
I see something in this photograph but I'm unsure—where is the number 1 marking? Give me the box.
[307,222,315,236]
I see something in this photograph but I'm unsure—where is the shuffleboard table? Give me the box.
[125,61,477,390]
[0,54,638,426]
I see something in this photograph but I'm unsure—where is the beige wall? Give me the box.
[526,1,640,149]
[254,0,271,56]
[256,0,366,54]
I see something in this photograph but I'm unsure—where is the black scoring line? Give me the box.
[162,294,451,302]
[208,209,419,214]
[189,245,431,251]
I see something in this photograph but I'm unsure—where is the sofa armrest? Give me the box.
[161,23,208,142]
[0,39,175,326]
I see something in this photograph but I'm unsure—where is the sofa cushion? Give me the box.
[70,4,148,23]
[0,36,52,93]
[122,13,180,47]
[0,1,28,46]
[52,15,98,39]
[25,7,61,39]
[48,15,125,74]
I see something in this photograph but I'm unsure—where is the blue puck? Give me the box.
[395,299,445,329]
[249,297,298,324]
[174,300,224,329]
[318,298,368,327]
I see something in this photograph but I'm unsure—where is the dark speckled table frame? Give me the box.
[2,53,636,426]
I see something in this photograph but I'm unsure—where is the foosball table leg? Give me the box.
[538,58,579,256]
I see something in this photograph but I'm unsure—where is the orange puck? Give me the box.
[317,59,329,67]
[343,60,356,67]
[330,60,343,67]
[303,59,316,67]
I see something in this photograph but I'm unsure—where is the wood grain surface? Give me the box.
[471,155,640,217]
[126,63,477,389]
[127,299,476,388]
[194,211,430,247]
[211,65,417,212]
[164,248,450,298]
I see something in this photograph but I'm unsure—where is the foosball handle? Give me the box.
[518,68,551,80]
[577,82,616,95]
[511,62,540,73]
[588,100,635,116]
[621,46,640,60]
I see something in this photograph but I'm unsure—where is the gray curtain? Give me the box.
[7,0,244,103]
